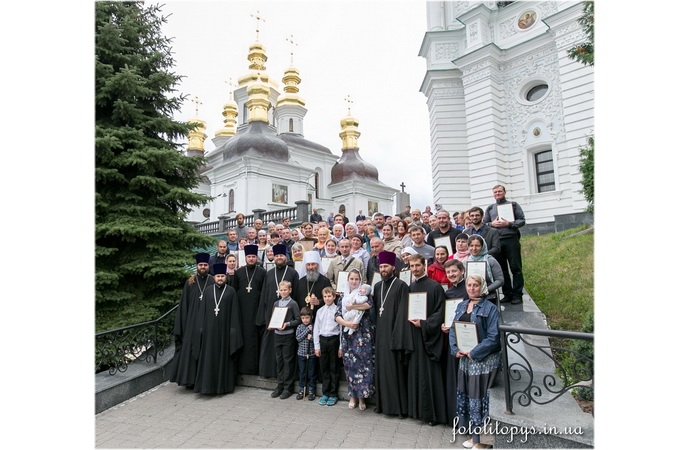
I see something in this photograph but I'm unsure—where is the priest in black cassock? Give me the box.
[193,263,243,395]
[233,245,267,375]
[169,252,213,389]
[255,244,299,378]
[406,253,448,426]
[294,251,332,318]
[372,251,411,418]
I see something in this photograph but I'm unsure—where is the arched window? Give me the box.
[288,118,294,132]
[228,189,235,212]
[314,172,320,199]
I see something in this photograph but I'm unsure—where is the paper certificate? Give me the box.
[399,269,412,284]
[440,283,449,292]
[408,292,428,321]
[453,321,479,353]
[434,237,453,257]
[264,262,275,272]
[237,250,246,268]
[321,257,334,274]
[444,299,463,328]
[496,203,515,222]
[466,261,487,280]
[268,306,288,329]
[371,272,381,290]
[336,271,349,293]
[294,261,304,274]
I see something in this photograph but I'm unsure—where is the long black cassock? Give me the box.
[169,273,214,387]
[372,275,411,417]
[193,282,243,395]
[233,263,267,375]
[255,264,299,378]
[406,276,448,425]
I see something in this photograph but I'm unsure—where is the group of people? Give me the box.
[169,185,525,449]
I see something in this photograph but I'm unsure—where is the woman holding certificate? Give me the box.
[334,268,376,411]
[466,235,504,301]
[450,274,501,449]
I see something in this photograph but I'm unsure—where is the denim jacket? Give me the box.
[449,297,500,360]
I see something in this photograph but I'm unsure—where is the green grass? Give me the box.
[522,226,594,332]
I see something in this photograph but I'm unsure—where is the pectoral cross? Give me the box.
[214,307,220,316]
[199,295,203,301]
[246,286,252,293]
[379,306,384,316]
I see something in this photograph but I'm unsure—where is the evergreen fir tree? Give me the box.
[95,1,213,330]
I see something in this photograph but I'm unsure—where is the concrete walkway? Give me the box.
[95,380,490,448]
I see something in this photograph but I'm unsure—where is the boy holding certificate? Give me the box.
[268,281,301,400]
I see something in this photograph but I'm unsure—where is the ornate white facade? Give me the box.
[419,1,593,225]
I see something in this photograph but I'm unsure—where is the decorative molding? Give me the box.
[434,42,458,61]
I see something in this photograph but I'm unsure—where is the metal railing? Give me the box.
[499,324,593,414]
[95,305,178,375]
[194,201,310,235]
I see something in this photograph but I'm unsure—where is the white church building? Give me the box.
[185,34,398,226]
[419,1,593,233]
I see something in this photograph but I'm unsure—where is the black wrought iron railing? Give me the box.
[499,324,594,414]
[95,305,178,375]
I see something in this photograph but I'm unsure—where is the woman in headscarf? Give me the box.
[466,235,504,301]
[453,233,471,263]
[334,268,376,411]
[450,274,501,450]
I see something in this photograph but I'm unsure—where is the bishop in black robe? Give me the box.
[372,251,411,417]
[255,245,299,378]
[406,255,448,425]
[293,251,332,319]
[233,246,267,375]
[169,253,213,388]
[193,263,244,395]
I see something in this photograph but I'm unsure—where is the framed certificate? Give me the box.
[321,257,334,274]
[336,270,349,293]
[453,321,479,353]
[444,298,463,328]
[440,283,449,292]
[466,261,487,280]
[299,240,314,252]
[268,306,288,329]
[496,203,515,222]
[408,292,427,321]
[434,237,453,257]
[294,260,304,274]
[237,250,246,268]
[399,269,412,284]
[264,262,275,272]
[371,272,381,290]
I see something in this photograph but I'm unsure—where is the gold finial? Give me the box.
[251,10,266,41]
[344,95,354,115]
[191,95,203,116]
[286,34,298,64]
[225,77,237,100]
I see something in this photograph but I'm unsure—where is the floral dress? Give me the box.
[335,289,376,399]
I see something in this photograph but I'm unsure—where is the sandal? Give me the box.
[326,396,338,406]
[359,401,367,411]
[348,400,356,409]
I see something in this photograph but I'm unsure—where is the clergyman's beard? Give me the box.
[381,269,395,281]
[306,269,319,282]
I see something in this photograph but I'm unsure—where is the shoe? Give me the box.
[471,444,488,449]
[270,388,283,398]
[511,297,523,304]
[462,439,475,449]
[427,421,435,426]
[296,391,304,400]
[279,390,292,399]
[359,401,367,411]
[348,400,356,409]
[326,396,338,406]
[318,395,328,405]
[499,297,512,303]
[308,393,315,401]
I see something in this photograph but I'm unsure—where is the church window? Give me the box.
[314,172,320,199]
[526,84,548,102]
[289,118,294,132]
[228,189,235,212]
[534,150,555,193]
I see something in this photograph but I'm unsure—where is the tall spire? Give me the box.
[339,95,360,151]
[187,95,207,154]
[216,78,238,137]
[238,10,273,123]
[277,35,305,109]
